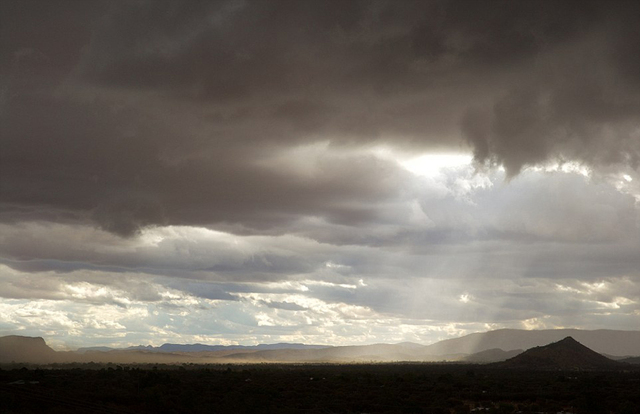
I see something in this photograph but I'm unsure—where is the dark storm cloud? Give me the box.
[1,90,412,236]
[0,223,327,280]
[2,166,639,285]
[2,0,640,235]
[459,1,640,175]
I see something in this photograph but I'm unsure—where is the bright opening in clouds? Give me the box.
[401,153,473,178]
[1,0,639,350]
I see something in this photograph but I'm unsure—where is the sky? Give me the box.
[1,0,639,350]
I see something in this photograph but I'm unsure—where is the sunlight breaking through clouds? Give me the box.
[401,153,474,178]
[2,0,640,349]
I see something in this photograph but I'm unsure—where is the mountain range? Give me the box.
[76,342,326,354]
[421,328,640,356]
[2,329,640,365]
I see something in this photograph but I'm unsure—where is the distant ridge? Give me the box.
[77,342,328,354]
[3,328,640,365]
[496,337,624,370]
[463,348,523,363]
[73,329,640,360]
[423,328,640,357]
[217,343,453,363]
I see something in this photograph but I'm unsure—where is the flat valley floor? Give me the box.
[1,363,639,414]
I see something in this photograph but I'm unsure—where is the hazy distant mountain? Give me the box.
[423,329,640,357]
[4,329,640,365]
[462,348,523,363]
[395,342,424,349]
[78,342,328,354]
[496,337,624,370]
[0,336,58,363]
[76,346,116,353]
[63,329,640,363]
[156,342,328,353]
[78,342,457,363]
[217,343,466,363]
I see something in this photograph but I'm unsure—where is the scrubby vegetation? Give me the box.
[1,363,639,413]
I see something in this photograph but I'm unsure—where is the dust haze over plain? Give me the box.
[1,0,639,349]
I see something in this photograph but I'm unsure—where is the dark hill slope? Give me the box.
[496,337,624,370]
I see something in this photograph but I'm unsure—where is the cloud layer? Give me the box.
[1,0,639,348]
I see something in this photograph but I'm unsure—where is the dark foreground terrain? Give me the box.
[1,363,639,414]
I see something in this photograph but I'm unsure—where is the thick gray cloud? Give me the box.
[1,1,640,347]
[2,0,639,235]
